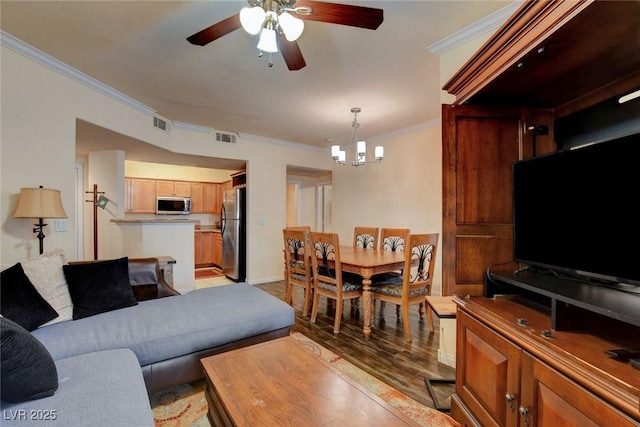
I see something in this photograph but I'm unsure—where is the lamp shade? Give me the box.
[240,6,265,35]
[257,27,278,53]
[13,187,67,219]
[278,12,304,42]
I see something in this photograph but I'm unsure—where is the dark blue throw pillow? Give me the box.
[0,263,58,331]
[0,316,58,402]
[63,257,138,320]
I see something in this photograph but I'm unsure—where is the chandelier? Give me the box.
[240,0,309,55]
[331,108,383,167]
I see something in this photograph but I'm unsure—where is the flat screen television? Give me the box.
[512,133,640,289]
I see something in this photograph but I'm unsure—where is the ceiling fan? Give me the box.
[186,0,384,70]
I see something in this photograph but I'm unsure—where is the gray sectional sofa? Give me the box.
[1,256,295,426]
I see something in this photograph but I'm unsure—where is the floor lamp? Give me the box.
[13,186,68,255]
[85,184,110,260]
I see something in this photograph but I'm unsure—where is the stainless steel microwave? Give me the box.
[156,196,191,215]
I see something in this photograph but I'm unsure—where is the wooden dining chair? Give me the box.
[353,227,379,249]
[309,231,363,334]
[373,228,411,315]
[379,228,410,253]
[371,233,439,342]
[283,228,313,316]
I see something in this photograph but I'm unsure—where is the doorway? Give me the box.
[286,181,301,227]
[317,183,332,232]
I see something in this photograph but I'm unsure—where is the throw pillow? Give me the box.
[0,316,58,402]
[63,257,138,320]
[0,263,58,331]
[22,248,73,325]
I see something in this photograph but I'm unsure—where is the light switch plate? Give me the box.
[55,219,68,232]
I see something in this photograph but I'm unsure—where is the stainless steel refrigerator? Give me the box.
[221,187,246,282]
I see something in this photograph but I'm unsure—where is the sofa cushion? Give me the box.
[63,257,138,320]
[0,317,58,403]
[0,349,154,426]
[0,263,58,331]
[32,284,295,366]
[22,249,73,325]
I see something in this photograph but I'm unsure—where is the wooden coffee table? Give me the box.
[201,336,420,426]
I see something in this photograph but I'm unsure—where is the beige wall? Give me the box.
[1,42,445,292]
[125,160,235,183]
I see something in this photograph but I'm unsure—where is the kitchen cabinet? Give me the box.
[190,182,204,213]
[193,183,219,214]
[203,183,219,214]
[453,298,639,426]
[231,171,246,188]
[156,180,191,197]
[195,231,215,267]
[220,180,232,194]
[213,232,222,267]
[125,178,156,213]
[126,177,221,214]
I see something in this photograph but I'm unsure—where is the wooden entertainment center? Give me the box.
[441,1,640,425]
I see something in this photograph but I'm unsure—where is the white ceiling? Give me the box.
[1,0,513,167]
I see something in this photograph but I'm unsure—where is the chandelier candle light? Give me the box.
[332,108,383,167]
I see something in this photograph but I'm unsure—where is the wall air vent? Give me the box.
[216,131,237,144]
[153,116,171,133]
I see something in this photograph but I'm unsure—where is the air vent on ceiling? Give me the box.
[216,131,237,144]
[153,116,171,133]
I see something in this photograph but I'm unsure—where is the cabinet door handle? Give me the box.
[519,405,531,425]
[505,393,516,412]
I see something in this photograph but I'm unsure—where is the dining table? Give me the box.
[337,246,405,339]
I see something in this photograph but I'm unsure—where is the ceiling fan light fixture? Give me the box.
[240,6,265,35]
[257,27,278,53]
[278,11,304,42]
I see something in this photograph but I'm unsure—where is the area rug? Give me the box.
[150,332,460,427]
[194,268,223,279]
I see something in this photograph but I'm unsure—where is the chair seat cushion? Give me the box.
[290,272,309,282]
[372,283,427,299]
[317,275,362,293]
[371,272,403,286]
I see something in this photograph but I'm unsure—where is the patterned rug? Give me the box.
[150,332,460,427]
[194,268,223,279]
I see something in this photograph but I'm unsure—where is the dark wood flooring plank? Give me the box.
[256,281,456,410]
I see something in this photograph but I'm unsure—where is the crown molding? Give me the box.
[426,1,523,55]
[1,30,156,115]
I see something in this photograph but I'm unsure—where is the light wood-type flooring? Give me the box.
[255,281,456,411]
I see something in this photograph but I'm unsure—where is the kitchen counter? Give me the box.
[111,219,195,294]
[112,218,199,224]
[195,225,221,233]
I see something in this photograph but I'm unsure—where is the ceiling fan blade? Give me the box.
[187,14,242,46]
[294,1,383,30]
[276,32,306,71]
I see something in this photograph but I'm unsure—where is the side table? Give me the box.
[424,296,457,413]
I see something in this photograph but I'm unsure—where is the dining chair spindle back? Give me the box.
[353,227,379,250]
[309,231,363,333]
[283,228,313,316]
[371,233,439,342]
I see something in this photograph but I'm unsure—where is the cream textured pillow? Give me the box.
[21,249,73,325]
